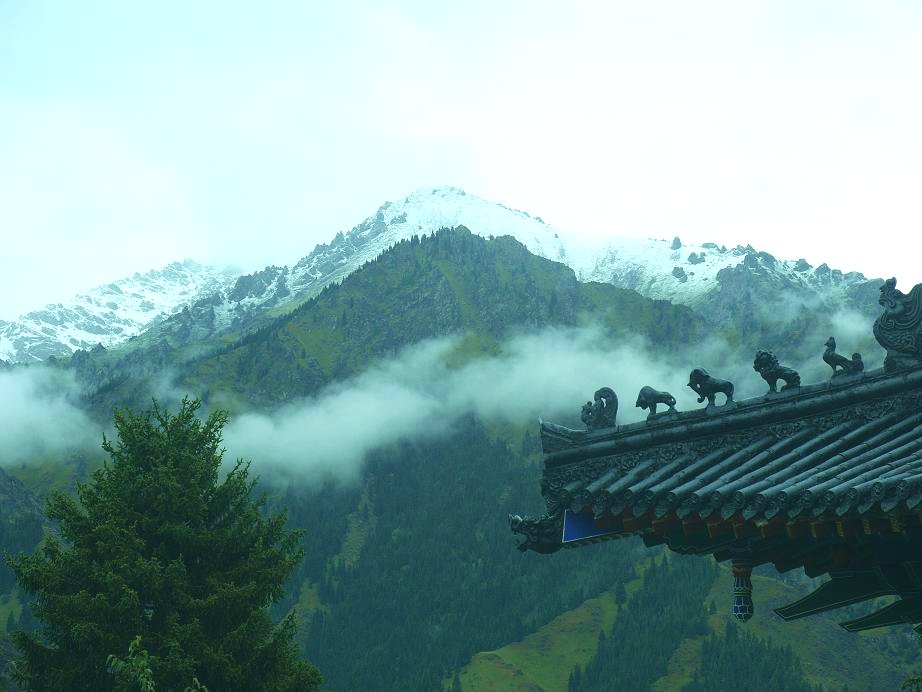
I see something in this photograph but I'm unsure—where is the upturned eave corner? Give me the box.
[510,277,922,631]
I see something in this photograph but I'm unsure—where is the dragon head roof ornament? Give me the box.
[874,278,922,372]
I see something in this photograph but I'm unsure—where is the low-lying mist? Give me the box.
[2,311,886,484]
[0,367,101,466]
[223,326,776,482]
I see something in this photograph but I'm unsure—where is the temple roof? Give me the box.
[543,366,922,526]
[511,277,922,632]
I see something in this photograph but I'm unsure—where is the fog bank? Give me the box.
[223,327,761,481]
[0,367,101,465]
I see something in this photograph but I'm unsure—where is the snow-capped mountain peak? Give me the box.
[286,186,573,295]
[0,260,239,363]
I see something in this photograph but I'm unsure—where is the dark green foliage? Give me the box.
[905,674,922,691]
[0,514,42,594]
[0,472,44,593]
[569,664,583,689]
[14,604,38,634]
[683,621,819,692]
[6,399,320,691]
[106,635,156,692]
[569,555,717,691]
[0,640,11,692]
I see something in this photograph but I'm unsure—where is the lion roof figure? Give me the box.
[687,368,734,408]
[635,386,677,417]
[753,350,801,394]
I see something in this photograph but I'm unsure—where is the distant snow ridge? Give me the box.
[4,186,873,362]
[576,237,869,309]
[277,186,868,313]
[0,260,238,363]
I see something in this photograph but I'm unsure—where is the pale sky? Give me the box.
[3,0,922,319]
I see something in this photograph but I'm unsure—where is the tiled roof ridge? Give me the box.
[542,364,922,467]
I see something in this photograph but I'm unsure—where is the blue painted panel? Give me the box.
[561,509,620,543]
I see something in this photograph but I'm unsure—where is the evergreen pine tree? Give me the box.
[568,664,582,691]
[7,399,321,691]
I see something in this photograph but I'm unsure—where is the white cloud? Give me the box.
[223,327,761,482]
[0,367,102,465]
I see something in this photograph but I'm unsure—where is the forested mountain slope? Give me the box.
[70,227,703,414]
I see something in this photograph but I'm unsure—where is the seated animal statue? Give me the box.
[823,337,864,376]
[580,387,618,430]
[753,350,801,393]
[687,368,734,407]
[635,386,677,417]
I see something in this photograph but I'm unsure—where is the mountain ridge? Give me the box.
[0,260,239,363]
[3,186,879,363]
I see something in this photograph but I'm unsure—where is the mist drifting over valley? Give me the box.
[0,367,100,466]
[2,304,886,481]
[223,317,881,481]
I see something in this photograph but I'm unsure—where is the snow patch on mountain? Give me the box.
[0,260,239,363]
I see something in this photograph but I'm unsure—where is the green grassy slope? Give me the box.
[452,560,922,692]
[449,556,653,691]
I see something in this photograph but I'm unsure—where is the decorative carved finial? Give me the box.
[753,350,800,394]
[509,514,562,554]
[874,278,922,372]
[731,560,754,622]
[687,368,734,408]
[823,337,864,377]
[635,386,677,418]
[580,387,618,430]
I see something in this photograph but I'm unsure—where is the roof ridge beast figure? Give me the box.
[753,350,801,394]
[635,385,677,417]
[687,368,734,407]
[580,387,618,430]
